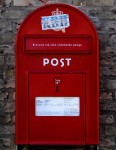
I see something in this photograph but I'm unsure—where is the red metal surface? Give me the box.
[16,3,99,145]
[29,73,86,144]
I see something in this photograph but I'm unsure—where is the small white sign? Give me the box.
[41,14,70,30]
[35,97,80,116]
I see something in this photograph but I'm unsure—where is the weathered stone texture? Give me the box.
[100,137,115,147]
[13,0,29,6]
[0,125,15,134]
[5,10,26,19]
[0,21,12,34]
[0,0,12,7]
[105,126,116,136]
[101,102,116,111]
[100,92,113,100]
[0,55,4,65]
[0,33,15,44]
[6,55,15,66]
[0,115,11,124]
[5,77,15,88]
[100,67,110,76]
[0,138,11,147]
[0,44,14,54]
[101,114,115,124]
[100,0,115,6]
[106,80,116,89]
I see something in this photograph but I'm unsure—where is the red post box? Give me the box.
[16,3,99,145]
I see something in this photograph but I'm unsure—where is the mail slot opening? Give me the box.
[24,36,91,53]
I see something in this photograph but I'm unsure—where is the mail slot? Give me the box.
[16,3,99,145]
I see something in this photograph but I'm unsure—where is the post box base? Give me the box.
[16,145,98,150]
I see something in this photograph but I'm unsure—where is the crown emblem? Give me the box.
[51,8,63,16]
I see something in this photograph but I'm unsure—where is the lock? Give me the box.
[54,77,61,92]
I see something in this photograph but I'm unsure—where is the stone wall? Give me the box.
[0,0,116,150]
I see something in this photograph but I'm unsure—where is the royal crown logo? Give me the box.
[51,8,63,15]
[41,8,70,33]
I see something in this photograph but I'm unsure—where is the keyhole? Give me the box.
[56,85,59,92]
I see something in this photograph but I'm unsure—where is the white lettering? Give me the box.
[43,58,49,66]
[65,58,71,66]
[60,58,65,67]
[43,58,71,67]
[51,58,59,66]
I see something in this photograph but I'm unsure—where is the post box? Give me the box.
[16,3,99,145]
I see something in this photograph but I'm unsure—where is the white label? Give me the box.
[41,14,70,30]
[35,97,80,116]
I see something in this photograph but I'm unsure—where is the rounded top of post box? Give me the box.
[16,3,99,54]
[16,3,98,36]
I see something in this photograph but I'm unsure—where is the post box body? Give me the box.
[16,4,99,145]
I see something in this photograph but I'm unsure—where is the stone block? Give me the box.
[3,102,15,112]
[100,57,111,66]
[100,0,115,6]
[100,137,115,147]
[101,102,116,111]
[7,91,15,101]
[7,55,15,66]
[13,92,15,100]
[0,21,12,33]
[86,0,101,6]
[0,33,15,44]
[12,115,15,123]
[99,148,113,150]
[107,80,116,89]
[6,69,14,78]
[100,8,116,19]
[100,45,116,55]
[0,92,8,100]
[0,125,15,134]
[54,0,75,5]
[100,92,112,100]
[0,115,11,124]
[28,0,42,6]
[111,34,116,43]
[5,78,15,88]
[0,44,14,54]
[105,126,116,136]
[88,7,101,18]
[101,67,116,76]
[100,67,109,76]
[13,0,29,6]
[0,126,10,134]
[0,0,4,7]
[0,79,4,89]
[100,114,115,124]
[13,19,24,33]
[0,138,11,147]
[102,20,116,32]
[101,57,116,67]
[0,56,4,65]
[5,10,26,19]
[0,0,11,7]
[106,115,114,124]
[90,16,102,30]
[0,8,5,19]
[99,33,110,43]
